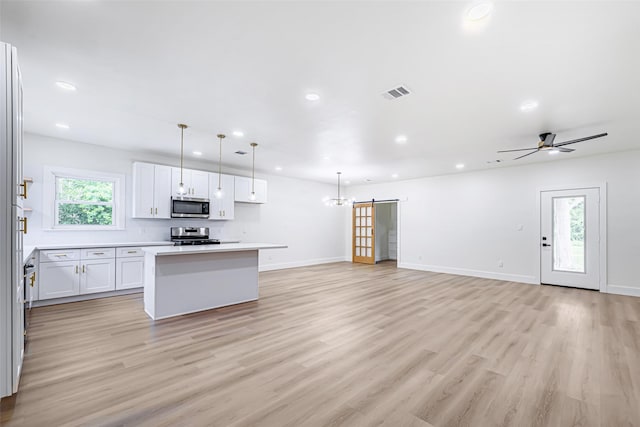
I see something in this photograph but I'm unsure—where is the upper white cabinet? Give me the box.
[171,168,209,199]
[208,173,235,220]
[132,162,172,219]
[234,176,267,204]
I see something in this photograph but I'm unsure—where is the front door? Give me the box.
[540,188,600,290]
[353,202,375,264]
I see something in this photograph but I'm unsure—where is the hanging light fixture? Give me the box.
[177,124,188,195]
[248,142,258,201]
[214,133,226,199]
[324,172,354,206]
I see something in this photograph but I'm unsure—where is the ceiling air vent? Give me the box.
[382,84,411,100]
[235,150,247,155]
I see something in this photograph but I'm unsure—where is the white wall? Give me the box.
[23,133,347,270]
[347,150,640,297]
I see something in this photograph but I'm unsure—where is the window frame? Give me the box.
[43,166,125,231]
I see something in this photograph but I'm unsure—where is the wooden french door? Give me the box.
[353,202,375,264]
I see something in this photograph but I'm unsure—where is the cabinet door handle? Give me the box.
[54,254,67,258]
[127,250,137,254]
[19,180,27,199]
[82,265,85,273]
[150,207,153,214]
[75,265,79,274]
[155,207,158,215]
[19,217,27,234]
[92,252,105,255]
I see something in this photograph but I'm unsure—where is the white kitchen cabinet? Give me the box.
[171,168,209,198]
[80,259,116,294]
[115,257,144,290]
[208,173,235,219]
[234,176,267,204]
[39,261,80,300]
[132,162,172,219]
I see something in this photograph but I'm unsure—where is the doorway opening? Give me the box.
[352,200,398,266]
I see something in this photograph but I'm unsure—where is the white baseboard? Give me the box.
[398,262,538,285]
[606,284,640,298]
[259,257,347,272]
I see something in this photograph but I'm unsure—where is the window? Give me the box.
[44,166,125,230]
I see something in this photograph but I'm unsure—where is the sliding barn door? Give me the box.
[353,202,375,264]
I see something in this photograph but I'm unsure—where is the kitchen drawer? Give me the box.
[81,248,116,260]
[40,249,81,263]
[116,247,144,258]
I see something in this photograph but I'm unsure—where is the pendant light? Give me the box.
[214,133,226,199]
[248,142,258,201]
[324,172,354,206]
[177,124,188,195]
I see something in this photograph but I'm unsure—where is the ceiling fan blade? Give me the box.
[555,132,608,147]
[514,150,539,160]
[497,147,539,153]
[558,147,575,153]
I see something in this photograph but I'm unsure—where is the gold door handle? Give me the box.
[82,265,85,273]
[150,207,153,214]
[19,217,27,234]
[30,273,35,287]
[155,207,158,215]
[75,265,79,274]
[127,250,137,254]
[19,180,28,199]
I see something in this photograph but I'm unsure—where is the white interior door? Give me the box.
[540,188,600,290]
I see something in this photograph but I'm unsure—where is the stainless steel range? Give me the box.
[171,227,220,246]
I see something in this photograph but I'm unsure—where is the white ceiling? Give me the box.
[2,1,640,184]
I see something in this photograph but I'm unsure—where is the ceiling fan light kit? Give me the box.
[497,131,608,160]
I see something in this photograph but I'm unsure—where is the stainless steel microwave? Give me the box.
[171,197,210,218]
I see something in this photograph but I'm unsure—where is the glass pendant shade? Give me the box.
[324,172,353,206]
[214,187,224,199]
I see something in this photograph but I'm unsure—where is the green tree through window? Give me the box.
[56,177,115,226]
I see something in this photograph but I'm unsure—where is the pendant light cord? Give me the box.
[180,127,184,184]
[250,142,258,194]
[218,135,222,189]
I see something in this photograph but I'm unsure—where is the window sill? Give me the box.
[44,227,126,232]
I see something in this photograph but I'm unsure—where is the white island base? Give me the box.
[143,243,286,320]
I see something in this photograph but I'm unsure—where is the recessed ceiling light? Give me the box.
[275,166,282,171]
[549,149,560,155]
[391,173,399,178]
[456,163,465,169]
[193,151,202,156]
[395,135,407,144]
[323,156,331,161]
[55,123,70,129]
[465,2,494,21]
[520,100,539,112]
[305,92,320,101]
[55,81,76,91]
[232,130,244,137]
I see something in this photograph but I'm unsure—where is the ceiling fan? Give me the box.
[498,131,608,160]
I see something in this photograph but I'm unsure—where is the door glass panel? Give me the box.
[355,247,361,256]
[553,196,586,273]
[356,227,361,236]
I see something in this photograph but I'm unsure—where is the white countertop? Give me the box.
[31,241,175,250]
[143,242,287,256]
[21,241,174,264]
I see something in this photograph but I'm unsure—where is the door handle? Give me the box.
[542,243,551,247]
[82,265,86,273]
[19,217,27,234]
[19,180,28,199]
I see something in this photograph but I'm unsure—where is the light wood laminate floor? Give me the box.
[2,261,640,426]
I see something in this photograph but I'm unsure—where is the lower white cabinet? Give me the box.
[39,247,122,300]
[39,261,80,300]
[116,257,144,290]
[80,259,116,294]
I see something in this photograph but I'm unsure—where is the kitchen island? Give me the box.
[142,243,286,320]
